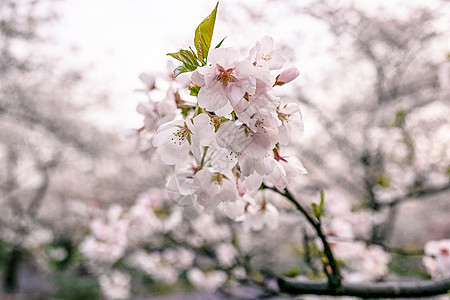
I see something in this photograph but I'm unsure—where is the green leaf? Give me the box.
[313,191,325,219]
[320,190,325,212]
[312,203,321,219]
[188,84,200,96]
[194,2,219,63]
[215,36,227,48]
[167,49,200,77]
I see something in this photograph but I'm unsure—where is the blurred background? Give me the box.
[0,0,449,299]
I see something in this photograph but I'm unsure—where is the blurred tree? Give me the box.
[294,0,450,246]
[217,0,450,295]
[0,0,158,296]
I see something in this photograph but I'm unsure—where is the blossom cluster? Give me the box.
[319,193,391,282]
[133,36,306,227]
[79,188,245,299]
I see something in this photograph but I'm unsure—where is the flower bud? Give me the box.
[275,67,300,86]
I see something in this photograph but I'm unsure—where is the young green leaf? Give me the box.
[167,49,200,77]
[215,36,227,48]
[194,2,219,63]
[319,190,325,212]
[312,203,321,219]
[188,84,200,96]
[313,191,325,219]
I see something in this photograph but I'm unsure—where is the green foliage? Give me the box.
[167,49,200,77]
[188,84,200,96]
[194,2,219,63]
[52,273,101,300]
[167,2,219,77]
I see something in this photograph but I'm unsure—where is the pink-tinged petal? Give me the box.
[197,81,229,112]
[210,148,237,172]
[156,140,190,165]
[152,120,184,147]
[220,199,245,220]
[196,65,218,86]
[244,172,263,191]
[214,101,234,116]
[190,113,215,146]
[276,67,300,85]
[166,172,198,206]
[191,69,205,87]
[226,85,246,107]
[216,122,252,153]
[208,47,240,67]
[278,125,290,145]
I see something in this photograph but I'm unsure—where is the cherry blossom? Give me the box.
[247,36,286,70]
[277,103,304,145]
[152,119,193,165]
[192,47,257,113]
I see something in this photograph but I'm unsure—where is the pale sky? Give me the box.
[45,0,243,128]
[42,0,445,130]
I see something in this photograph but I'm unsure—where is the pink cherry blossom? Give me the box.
[277,103,304,145]
[192,47,257,112]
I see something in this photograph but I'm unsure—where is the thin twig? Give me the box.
[263,184,342,288]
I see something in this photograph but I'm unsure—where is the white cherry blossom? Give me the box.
[152,119,193,165]
[277,103,304,145]
[247,36,286,70]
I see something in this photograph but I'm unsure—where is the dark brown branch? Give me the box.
[263,185,341,288]
[278,276,450,298]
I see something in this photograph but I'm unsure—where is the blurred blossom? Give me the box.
[127,250,179,284]
[23,227,54,249]
[191,214,232,243]
[99,271,131,300]
[187,268,228,291]
[163,248,195,270]
[423,239,450,277]
[216,243,238,267]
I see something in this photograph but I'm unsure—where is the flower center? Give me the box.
[277,111,293,123]
[171,124,191,145]
[212,172,226,187]
[261,54,272,61]
[216,64,235,86]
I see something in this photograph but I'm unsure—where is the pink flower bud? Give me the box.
[275,67,300,86]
